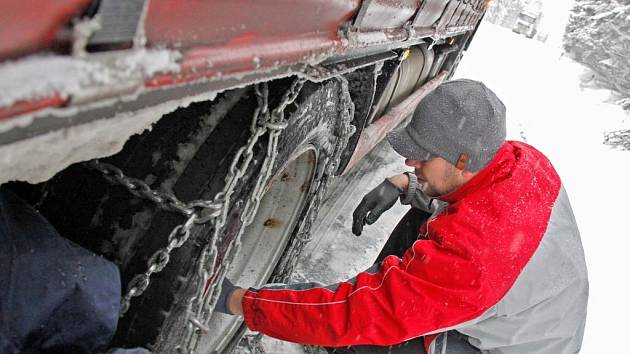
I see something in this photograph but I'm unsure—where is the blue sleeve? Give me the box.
[0,187,121,354]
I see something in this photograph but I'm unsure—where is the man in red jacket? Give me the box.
[216,79,588,354]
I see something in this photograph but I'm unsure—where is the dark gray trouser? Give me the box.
[325,331,479,354]
[325,208,482,354]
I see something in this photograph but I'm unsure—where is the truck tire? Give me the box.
[35,77,354,353]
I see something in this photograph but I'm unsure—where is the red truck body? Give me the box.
[0,1,489,352]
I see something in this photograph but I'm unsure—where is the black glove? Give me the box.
[214,277,238,315]
[352,179,402,236]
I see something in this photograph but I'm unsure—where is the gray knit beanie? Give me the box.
[386,79,506,171]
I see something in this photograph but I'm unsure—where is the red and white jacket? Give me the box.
[242,141,588,354]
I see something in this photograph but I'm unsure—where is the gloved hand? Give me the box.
[214,277,239,315]
[352,179,402,236]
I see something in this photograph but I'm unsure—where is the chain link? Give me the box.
[119,212,197,315]
[90,76,355,353]
[238,333,266,354]
[181,78,307,353]
[87,160,223,222]
[271,76,355,284]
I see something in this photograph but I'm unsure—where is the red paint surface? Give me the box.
[146,36,342,88]
[0,0,89,60]
[144,0,359,87]
[145,0,360,48]
[0,95,66,121]
[0,0,480,125]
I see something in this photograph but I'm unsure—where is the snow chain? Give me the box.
[236,77,355,354]
[88,76,355,354]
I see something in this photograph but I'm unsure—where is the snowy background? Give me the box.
[251,10,630,354]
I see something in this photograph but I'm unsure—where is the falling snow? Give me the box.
[249,22,629,353]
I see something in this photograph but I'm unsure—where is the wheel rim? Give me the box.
[199,146,317,352]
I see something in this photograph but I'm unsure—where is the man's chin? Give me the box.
[420,184,438,198]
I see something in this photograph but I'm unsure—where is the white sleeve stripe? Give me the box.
[245,237,425,306]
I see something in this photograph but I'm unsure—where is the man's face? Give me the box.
[405,157,466,197]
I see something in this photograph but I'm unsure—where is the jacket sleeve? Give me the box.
[0,188,121,354]
[242,143,560,347]
[399,172,437,213]
[241,218,491,347]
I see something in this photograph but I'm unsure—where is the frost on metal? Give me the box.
[0,48,181,108]
[0,90,218,185]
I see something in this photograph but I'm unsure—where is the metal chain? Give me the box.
[232,77,355,354]
[90,76,354,353]
[85,161,224,315]
[239,333,266,354]
[181,78,306,353]
[246,77,355,354]
[85,164,221,315]
[271,76,355,284]
[87,160,222,223]
[120,213,198,314]
[88,78,301,320]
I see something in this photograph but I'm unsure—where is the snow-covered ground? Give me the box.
[249,23,629,353]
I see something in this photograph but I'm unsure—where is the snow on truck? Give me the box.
[0,0,490,352]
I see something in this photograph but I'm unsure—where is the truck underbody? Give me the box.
[0,0,489,352]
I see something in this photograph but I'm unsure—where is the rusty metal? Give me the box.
[299,51,397,82]
[341,70,449,175]
[263,218,283,228]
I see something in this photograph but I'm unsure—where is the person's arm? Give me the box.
[386,173,409,190]
[228,288,246,315]
[398,172,436,213]
[351,175,406,236]
[237,231,491,347]
[352,172,437,236]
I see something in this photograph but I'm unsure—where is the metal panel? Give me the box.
[88,0,146,48]
[457,4,469,26]
[449,1,466,27]
[143,0,360,86]
[386,47,425,110]
[353,0,419,31]
[0,0,486,124]
[414,43,434,89]
[145,0,359,48]
[342,71,448,175]
[435,0,461,31]
[462,3,474,26]
[412,0,450,28]
[0,0,90,60]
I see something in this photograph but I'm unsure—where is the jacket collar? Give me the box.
[439,141,517,204]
